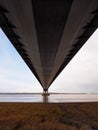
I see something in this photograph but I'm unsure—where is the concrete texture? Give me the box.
[0,0,98,90]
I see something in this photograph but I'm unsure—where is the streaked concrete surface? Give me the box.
[0,1,98,89]
[0,93,98,103]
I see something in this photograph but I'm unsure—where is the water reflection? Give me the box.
[42,94,49,103]
[0,93,98,103]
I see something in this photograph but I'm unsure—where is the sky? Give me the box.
[0,28,98,93]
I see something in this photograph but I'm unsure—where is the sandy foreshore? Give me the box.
[0,102,98,129]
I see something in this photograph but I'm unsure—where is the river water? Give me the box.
[0,93,98,103]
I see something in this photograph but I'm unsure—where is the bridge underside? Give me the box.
[0,0,98,90]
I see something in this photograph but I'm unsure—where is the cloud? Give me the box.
[49,29,98,93]
[0,29,42,93]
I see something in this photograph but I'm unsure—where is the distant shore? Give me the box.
[0,92,98,94]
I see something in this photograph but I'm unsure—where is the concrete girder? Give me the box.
[0,0,98,90]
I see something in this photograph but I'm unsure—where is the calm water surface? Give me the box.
[0,93,98,103]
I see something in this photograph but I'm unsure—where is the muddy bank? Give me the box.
[0,103,98,130]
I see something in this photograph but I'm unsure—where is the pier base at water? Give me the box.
[42,89,50,103]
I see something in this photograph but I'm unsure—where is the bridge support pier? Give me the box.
[42,88,50,103]
[43,89,48,94]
